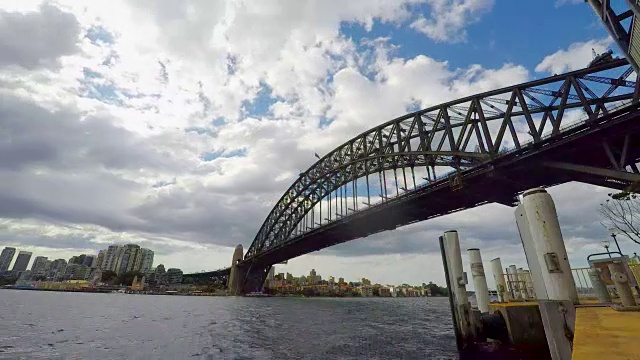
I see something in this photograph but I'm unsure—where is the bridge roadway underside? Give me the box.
[241,104,640,276]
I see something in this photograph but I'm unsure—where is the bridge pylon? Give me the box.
[228,244,245,295]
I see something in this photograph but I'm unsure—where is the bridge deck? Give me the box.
[572,306,640,360]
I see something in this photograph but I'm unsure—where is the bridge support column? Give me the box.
[228,244,245,296]
[516,188,578,360]
[440,230,476,351]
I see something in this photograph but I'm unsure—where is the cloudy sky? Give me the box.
[0,0,634,288]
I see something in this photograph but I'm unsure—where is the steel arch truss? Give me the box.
[246,59,638,260]
[586,0,640,72]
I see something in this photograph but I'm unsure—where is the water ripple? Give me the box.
[0,290,459,359]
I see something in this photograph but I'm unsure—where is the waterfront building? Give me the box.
[95,250,106,269]
[82,255,95,268]
[30,256,49,277]
[141,248,154,272]
[12,251,32,272]
[309,269,317,285]
[338,277,345,284]
[0,247,16,271]
[166,268,183,284]
[48,259,67,281]
[64,264,90,280]
[101,245,121,272]
[359,285,373,297]
[379,287,392,297]
[115,244,140,274]
[155,264,167,285]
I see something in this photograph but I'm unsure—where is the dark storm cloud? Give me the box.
[0,4,80,69]
[0,92,186,172]
[0,231,97,251]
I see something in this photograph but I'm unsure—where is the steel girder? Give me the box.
[245,59,637,260]
[586,0,639,72]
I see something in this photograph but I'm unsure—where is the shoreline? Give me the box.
[2,287,446,298]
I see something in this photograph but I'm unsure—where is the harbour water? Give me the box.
[0,290,458,359]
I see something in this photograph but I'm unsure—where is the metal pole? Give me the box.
[611,234,623,255]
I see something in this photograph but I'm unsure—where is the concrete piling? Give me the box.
[490,257,508,302]
[517,187,578,360]
[468,248,490,313]
[439,231,475,350]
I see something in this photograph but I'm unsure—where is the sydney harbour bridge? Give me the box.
[184,0,640,294]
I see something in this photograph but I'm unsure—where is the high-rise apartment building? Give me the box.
[101,245,121,272]
[0,247,16,271]
[48,259,67,280]
[309,269,317,285]
[115,244,140,275]
[12,251,32,271]
[82,255,95,268]
[166,268,183,284]
[95,250,106,269]
[97,244,155,274]
[30,256,49,276]
[138,248,154,272]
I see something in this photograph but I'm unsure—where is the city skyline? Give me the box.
[0,243,158,278]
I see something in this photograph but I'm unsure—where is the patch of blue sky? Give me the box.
[242,85,278,118]
[80,67,123,106]
[405,101,422,113]
[318,116,334,129]
[85,25,115,45]
[339,2,611,76]
[211,117,226,127]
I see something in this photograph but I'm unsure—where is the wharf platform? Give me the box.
[572,305,640,360]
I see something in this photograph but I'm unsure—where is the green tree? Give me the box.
[425,281,448,296]
[101,270,117,283]
[0,277,17,286]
